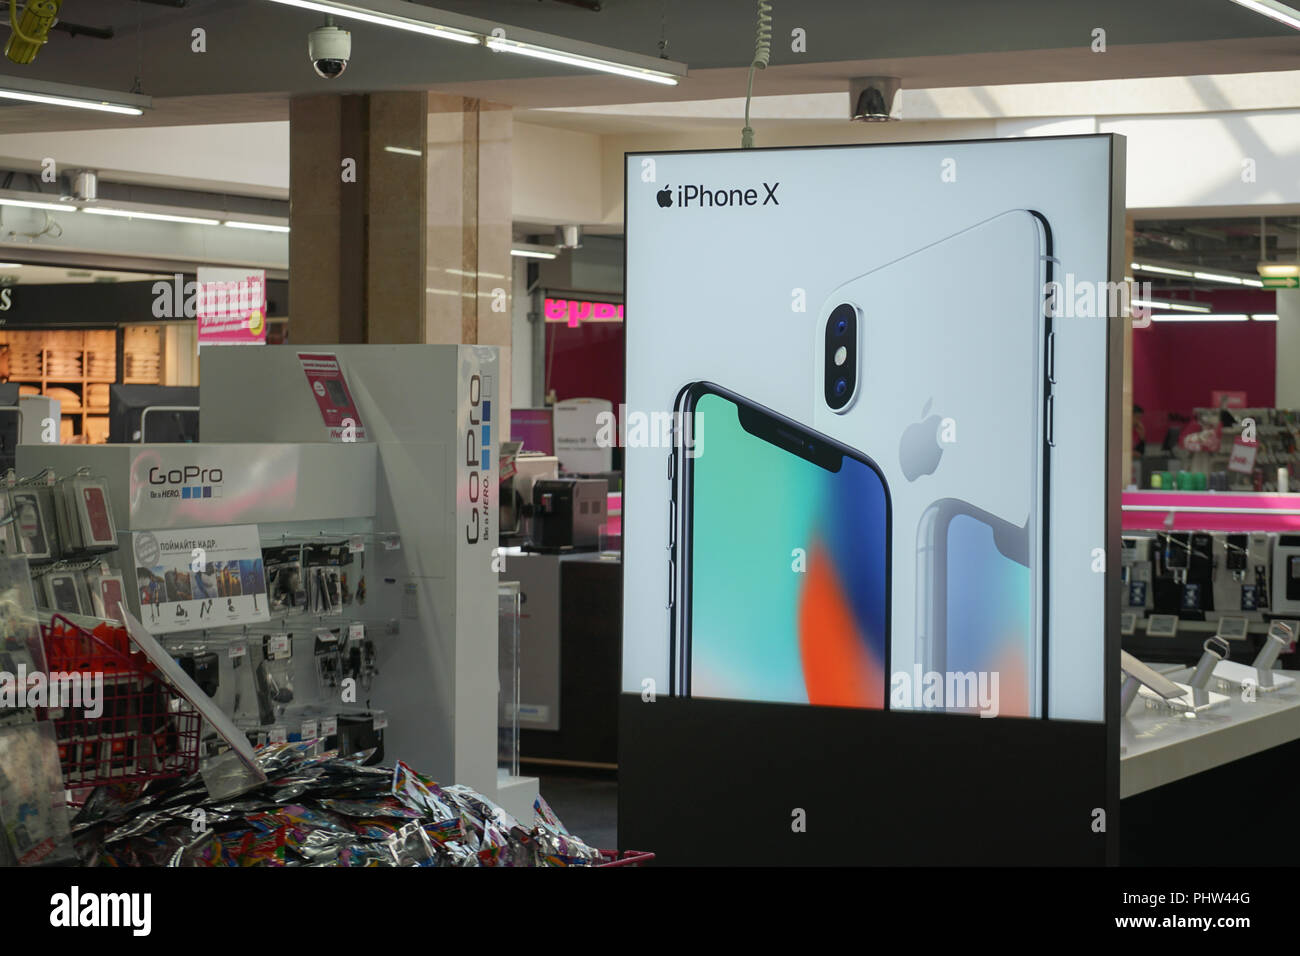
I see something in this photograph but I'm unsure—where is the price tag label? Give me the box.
[349,535,364,554]
[372,714,388,731]
[301,720,319,740]
[45,472,55,487]
[314,627,338,644]
[348,622,365,644]
[269,726,287,744]
[383,535,401,551]
[268,633,291,659]
[321,717,338,737]
[229,641,247,660]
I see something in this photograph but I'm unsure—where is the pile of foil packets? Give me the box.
[71,742,604,867]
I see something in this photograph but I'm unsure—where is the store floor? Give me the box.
[536,772,618,851]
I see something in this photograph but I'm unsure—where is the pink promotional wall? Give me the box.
[1131,289,1277,446]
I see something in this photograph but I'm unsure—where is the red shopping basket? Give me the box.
[596,850,655,867]
[38,614,201,788]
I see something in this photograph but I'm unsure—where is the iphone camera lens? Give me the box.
[824,303,857,412]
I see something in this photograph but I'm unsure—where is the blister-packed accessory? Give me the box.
[263,546,305,611]
[8,478,55,561]
[255,633,295,725]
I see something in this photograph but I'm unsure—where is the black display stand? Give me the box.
[619,695,1116,865]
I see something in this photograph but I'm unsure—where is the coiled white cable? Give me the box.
[741,1,772,149]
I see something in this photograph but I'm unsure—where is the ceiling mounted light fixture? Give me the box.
[1227,0,1300,30]
[0,75,150,115]
[1130,262,1195,278]
[84,207,221,226]
[1258,262,1300,278]
[224,221,291,233]
[264,0,479,42]
[511,243,558,260]
[0,196,72,212]
[485,36,680,85]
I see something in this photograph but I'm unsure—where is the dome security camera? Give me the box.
[308,20,351,79]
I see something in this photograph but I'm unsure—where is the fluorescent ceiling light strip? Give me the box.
[1259,263,1300,277]
[0,197,72,212]
[1228,0,1300,31]
[224,221,290,233]
[84,207,220,226]
[1150,313,1249,322]
[384,146,422,156]
[1131,262,1194,278]
[1133,299,1211,313]
[264,0,480,43]
[1193,270,1245,285]
[486,37,679,85]
[511,247,557,259]
[0,88,143,115]
[1254,314,1280,321]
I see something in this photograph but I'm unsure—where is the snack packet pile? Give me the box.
[70,742,603,867]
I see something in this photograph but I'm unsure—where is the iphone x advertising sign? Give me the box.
[621,136,1126,864]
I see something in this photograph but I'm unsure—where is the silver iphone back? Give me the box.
[812,210,1052,709]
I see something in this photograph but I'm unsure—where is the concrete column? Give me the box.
[288,92,512,426]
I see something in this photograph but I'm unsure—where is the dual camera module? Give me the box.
[823,303,858,411]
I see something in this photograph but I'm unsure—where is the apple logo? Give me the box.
[899,398,943,481]
[656,186,673,208]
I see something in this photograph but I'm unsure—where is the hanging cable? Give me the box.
[741,0,772,149]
